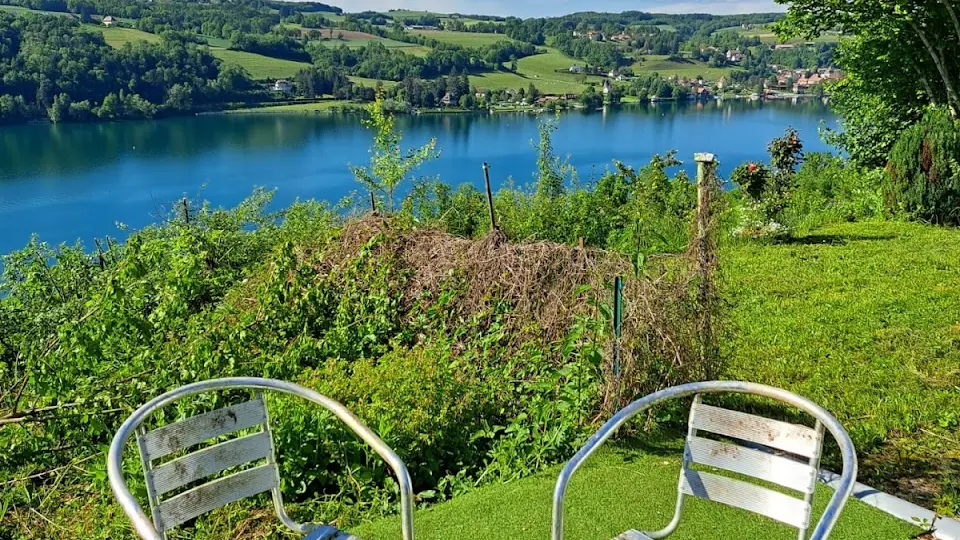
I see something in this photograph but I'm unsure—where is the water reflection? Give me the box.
[0,99,837,253]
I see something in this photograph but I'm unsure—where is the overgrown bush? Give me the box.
[886,107,960,225]
[785,152,884,231]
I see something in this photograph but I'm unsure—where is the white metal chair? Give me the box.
[552,381,858,540]
[108,378,415,540]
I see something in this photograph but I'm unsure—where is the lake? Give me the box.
[0,99,838,254]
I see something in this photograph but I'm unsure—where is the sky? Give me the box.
[334,0,785,18]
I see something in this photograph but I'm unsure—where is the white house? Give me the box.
[102,16,116,27]
[272,80,293,94]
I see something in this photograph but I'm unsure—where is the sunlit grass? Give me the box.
[209,48,311,80]
[354,443,917,540]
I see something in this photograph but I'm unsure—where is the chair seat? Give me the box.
[614,530,653,540]
[303,525,360,540]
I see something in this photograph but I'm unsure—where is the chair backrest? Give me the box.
[678,394,825,539]
[135,393,281,537]
[109,378,416,540]
[552,381,857,540]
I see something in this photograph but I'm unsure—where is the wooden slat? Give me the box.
[155,464,278,532]
[140,399,267,460]
[681,469,810,529]
[150,431,273,496]
[691,403,821,458]
[687,436,816,493]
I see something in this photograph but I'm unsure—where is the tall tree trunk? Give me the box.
[909,19,960,115]
[940,0,960,49]
[914,65,938,105]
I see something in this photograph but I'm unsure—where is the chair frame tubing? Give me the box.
[108,377,415,540]
[551,381,858,540]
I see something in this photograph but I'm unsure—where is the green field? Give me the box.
[411,29,513,47]
[202,35,231,48]
[349,76,399,88]
[0,4,69,15]
[316,37,430,56]
[715,25,842,45]
[90,25,160,47]
[470,70,586,95]
[725,221,960,514]
[469,49,604,94]
[633,55,739,80]
[354,443,916,540]
[209,48,311,80]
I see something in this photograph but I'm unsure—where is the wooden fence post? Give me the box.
[694,153,718,376]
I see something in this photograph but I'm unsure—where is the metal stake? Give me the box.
[483,162,497,231]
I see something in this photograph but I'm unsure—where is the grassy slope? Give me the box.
[0,4,69,15]
[714,25,841,44]
[209,48,311,80]
[411,29,512,47]
[89,25,160,47]
[471,49,603,94]
[354,442,916,540]
[633,55,738,80]
[86,24,307,80]
[724,221,960,512]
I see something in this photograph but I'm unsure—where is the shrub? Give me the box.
[785,152,884,231]
[731,128,804,236]
[886,107,960,225]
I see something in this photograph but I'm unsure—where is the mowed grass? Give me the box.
[90,25,160,47]
[724,221,960,514]
[470,49,602,94]
[354,442,917,540]
[209,48,311,80]
[633,55,739,80]
[469,70,586,95]
[411,29,513,47]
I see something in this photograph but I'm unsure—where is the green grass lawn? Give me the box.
[470,49,605,94]
[411,29,513,47]
[724,221,960,515]
[633,55,739,80]
[470,70,587,95]
[89,25,160,47]
[209,48,311,80]
[353,442,917,540]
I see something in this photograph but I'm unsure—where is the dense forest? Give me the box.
[0,13,253,124]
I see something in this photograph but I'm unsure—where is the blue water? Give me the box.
[0,99,838,254]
